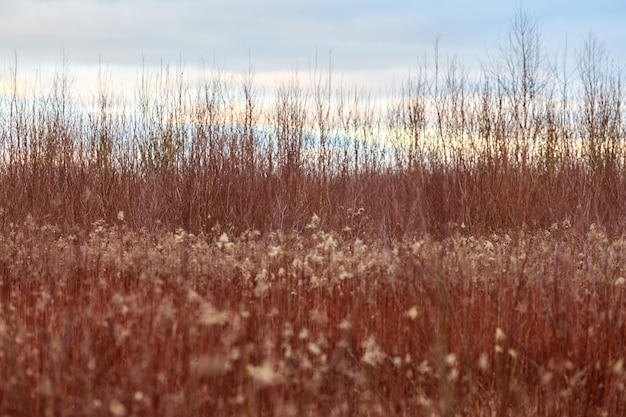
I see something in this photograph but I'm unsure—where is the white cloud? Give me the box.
[1,0,624,93]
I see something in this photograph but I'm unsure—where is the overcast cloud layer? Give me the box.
[1,0,625,89]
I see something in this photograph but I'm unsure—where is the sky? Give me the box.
[0,0,625,94]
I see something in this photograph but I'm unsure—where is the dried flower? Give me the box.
[405,306,419,320]
[306,214,320,230]
[362,335,385,366]
[109,399,127,417]
[199,302,230,326]
[247,361,281,386]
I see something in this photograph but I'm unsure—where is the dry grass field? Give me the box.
[1,12,626,416]
[0,220,625,416]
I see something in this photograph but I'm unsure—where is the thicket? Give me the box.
[1,12,625,240]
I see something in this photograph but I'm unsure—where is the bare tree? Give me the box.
[487,6,548,145]
[578,32,623,172]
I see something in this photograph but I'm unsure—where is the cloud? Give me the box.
[0,0,624,88]
[0,0,465,70]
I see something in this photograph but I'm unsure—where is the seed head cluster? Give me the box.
[0,219,625,416]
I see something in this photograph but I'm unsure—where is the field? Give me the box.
[1,219,626,416]
[1,14,626,417]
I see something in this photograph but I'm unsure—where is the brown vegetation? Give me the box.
[1,9,625,416]
[0,220,625,416]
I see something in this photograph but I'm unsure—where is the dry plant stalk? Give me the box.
[1,9,625,417]
[0,221,625,416]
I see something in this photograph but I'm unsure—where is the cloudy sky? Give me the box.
[1,0,625,92]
